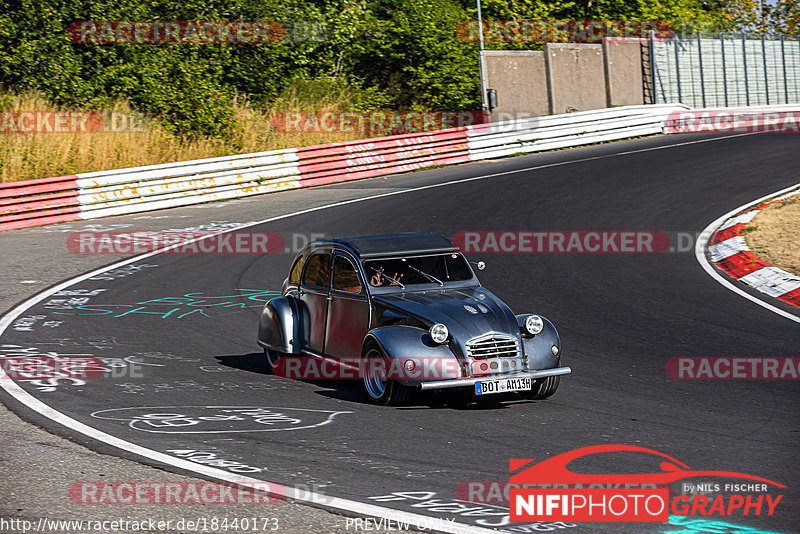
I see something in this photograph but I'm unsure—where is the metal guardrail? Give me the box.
[0,103,752,232]
[466,104,688,159]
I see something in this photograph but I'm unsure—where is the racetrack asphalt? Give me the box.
[0,132,798,534]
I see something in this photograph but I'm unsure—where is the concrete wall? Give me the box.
[603,39,646,106]
[481,38,647,118]
[482,50,548,121]
[544,43,606,114]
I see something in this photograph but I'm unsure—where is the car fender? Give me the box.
[364,326,462,385]
[516,314,561,370]
[257,296,303,354]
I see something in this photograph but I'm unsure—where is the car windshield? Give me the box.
[363,253,473,288]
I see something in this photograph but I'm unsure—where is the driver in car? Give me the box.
[369,266,404,287]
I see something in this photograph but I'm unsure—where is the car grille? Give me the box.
[466,334,520,359]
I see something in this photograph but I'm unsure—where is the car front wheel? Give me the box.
[361,342,411,406]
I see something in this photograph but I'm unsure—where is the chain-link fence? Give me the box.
[650,33,800,107]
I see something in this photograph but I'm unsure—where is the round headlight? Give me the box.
[525,314,544,335]
[430,323,449,344]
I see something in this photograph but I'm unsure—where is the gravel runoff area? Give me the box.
[745,190,800,276]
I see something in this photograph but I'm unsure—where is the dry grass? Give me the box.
[745,192,800,276]
[0,88,367,182]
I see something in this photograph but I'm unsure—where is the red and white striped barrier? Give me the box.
[294,129,470,188]
[0,149,302,231]
[0,126,476,231]
[708,189,800,308]
[0,175,82,229]
[4,103,788,232]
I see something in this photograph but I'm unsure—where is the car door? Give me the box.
[324,253,370,360]
[298,250,331,354]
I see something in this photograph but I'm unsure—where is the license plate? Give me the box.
[475,377,532,395]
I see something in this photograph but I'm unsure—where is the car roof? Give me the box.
[327,232,457,259]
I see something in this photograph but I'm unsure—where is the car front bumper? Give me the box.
[418,366,572,391]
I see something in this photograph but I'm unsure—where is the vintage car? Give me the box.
[257,233,571,405]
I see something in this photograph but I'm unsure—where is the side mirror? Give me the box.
[473,261,486,271]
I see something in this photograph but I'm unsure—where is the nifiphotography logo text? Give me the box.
[508,445,785,523]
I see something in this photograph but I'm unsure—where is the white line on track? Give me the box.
[0,131,794,533]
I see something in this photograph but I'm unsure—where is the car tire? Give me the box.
[361,341,411,406]
[520,375,560,400]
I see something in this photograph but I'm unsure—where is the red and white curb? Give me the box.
[707,188,800,308]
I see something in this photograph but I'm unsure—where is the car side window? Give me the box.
[301,252,331,288]
[332,255,362,294]
[288,254,304,284]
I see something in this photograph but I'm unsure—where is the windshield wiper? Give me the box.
[370,267,405,289]
[402,259,443,286]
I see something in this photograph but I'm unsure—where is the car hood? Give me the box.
[373,287,520,343]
